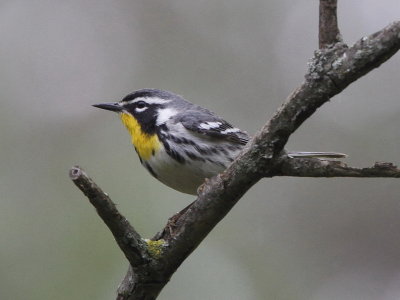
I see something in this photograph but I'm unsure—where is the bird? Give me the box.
[93,89,346,195]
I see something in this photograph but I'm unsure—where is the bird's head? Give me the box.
[93,89,187,135]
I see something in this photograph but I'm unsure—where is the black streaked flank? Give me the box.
[144,163,158,178]
[210,147,219,154]
[227,144,242,151]
[162,131,193,146]
[160,137,185,164]
[184,150,205,162]
[186,139,196,146]
[206,158,226,167]
[217,146,229,156]
[170,135,184,144]
[163,141,170,151]
[193,144,211,155]
[168,149,186,164]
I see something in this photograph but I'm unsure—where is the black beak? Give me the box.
[92,102,123,112]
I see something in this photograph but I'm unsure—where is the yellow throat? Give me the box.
[120,113,161,160]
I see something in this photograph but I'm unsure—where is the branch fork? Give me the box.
[70,1,400,299]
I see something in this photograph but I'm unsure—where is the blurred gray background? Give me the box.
[1,0,399,299]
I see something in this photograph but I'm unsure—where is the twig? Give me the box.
[319,0,342,48]
[69,166,149,265]
[279,158,400,178]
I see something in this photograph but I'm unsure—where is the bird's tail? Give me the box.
[288,151,347,159]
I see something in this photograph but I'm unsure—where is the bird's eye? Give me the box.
[136,101,146,109]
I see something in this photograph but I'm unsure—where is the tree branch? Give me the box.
[116,20,400,298]
[279,158,400,178]
[319,0,342,48]
[70,5,400,299]
[69,166,150,265]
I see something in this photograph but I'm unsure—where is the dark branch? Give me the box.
[327,22,400,90]
[319,0,341,48]
[69,166,149,265]
[156,20,400,276]
[279,158,400,178]
[70,16,400,300]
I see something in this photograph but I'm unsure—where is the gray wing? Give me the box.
[176,109,249,145]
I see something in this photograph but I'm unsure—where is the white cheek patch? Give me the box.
[220,128,240,134]
[156,108,178,125]
[199,121,222,130]
[135,107,148,113]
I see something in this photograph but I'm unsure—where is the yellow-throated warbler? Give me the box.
[93,89,346,195]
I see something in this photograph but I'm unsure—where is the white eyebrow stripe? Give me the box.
[122,97,171,105]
